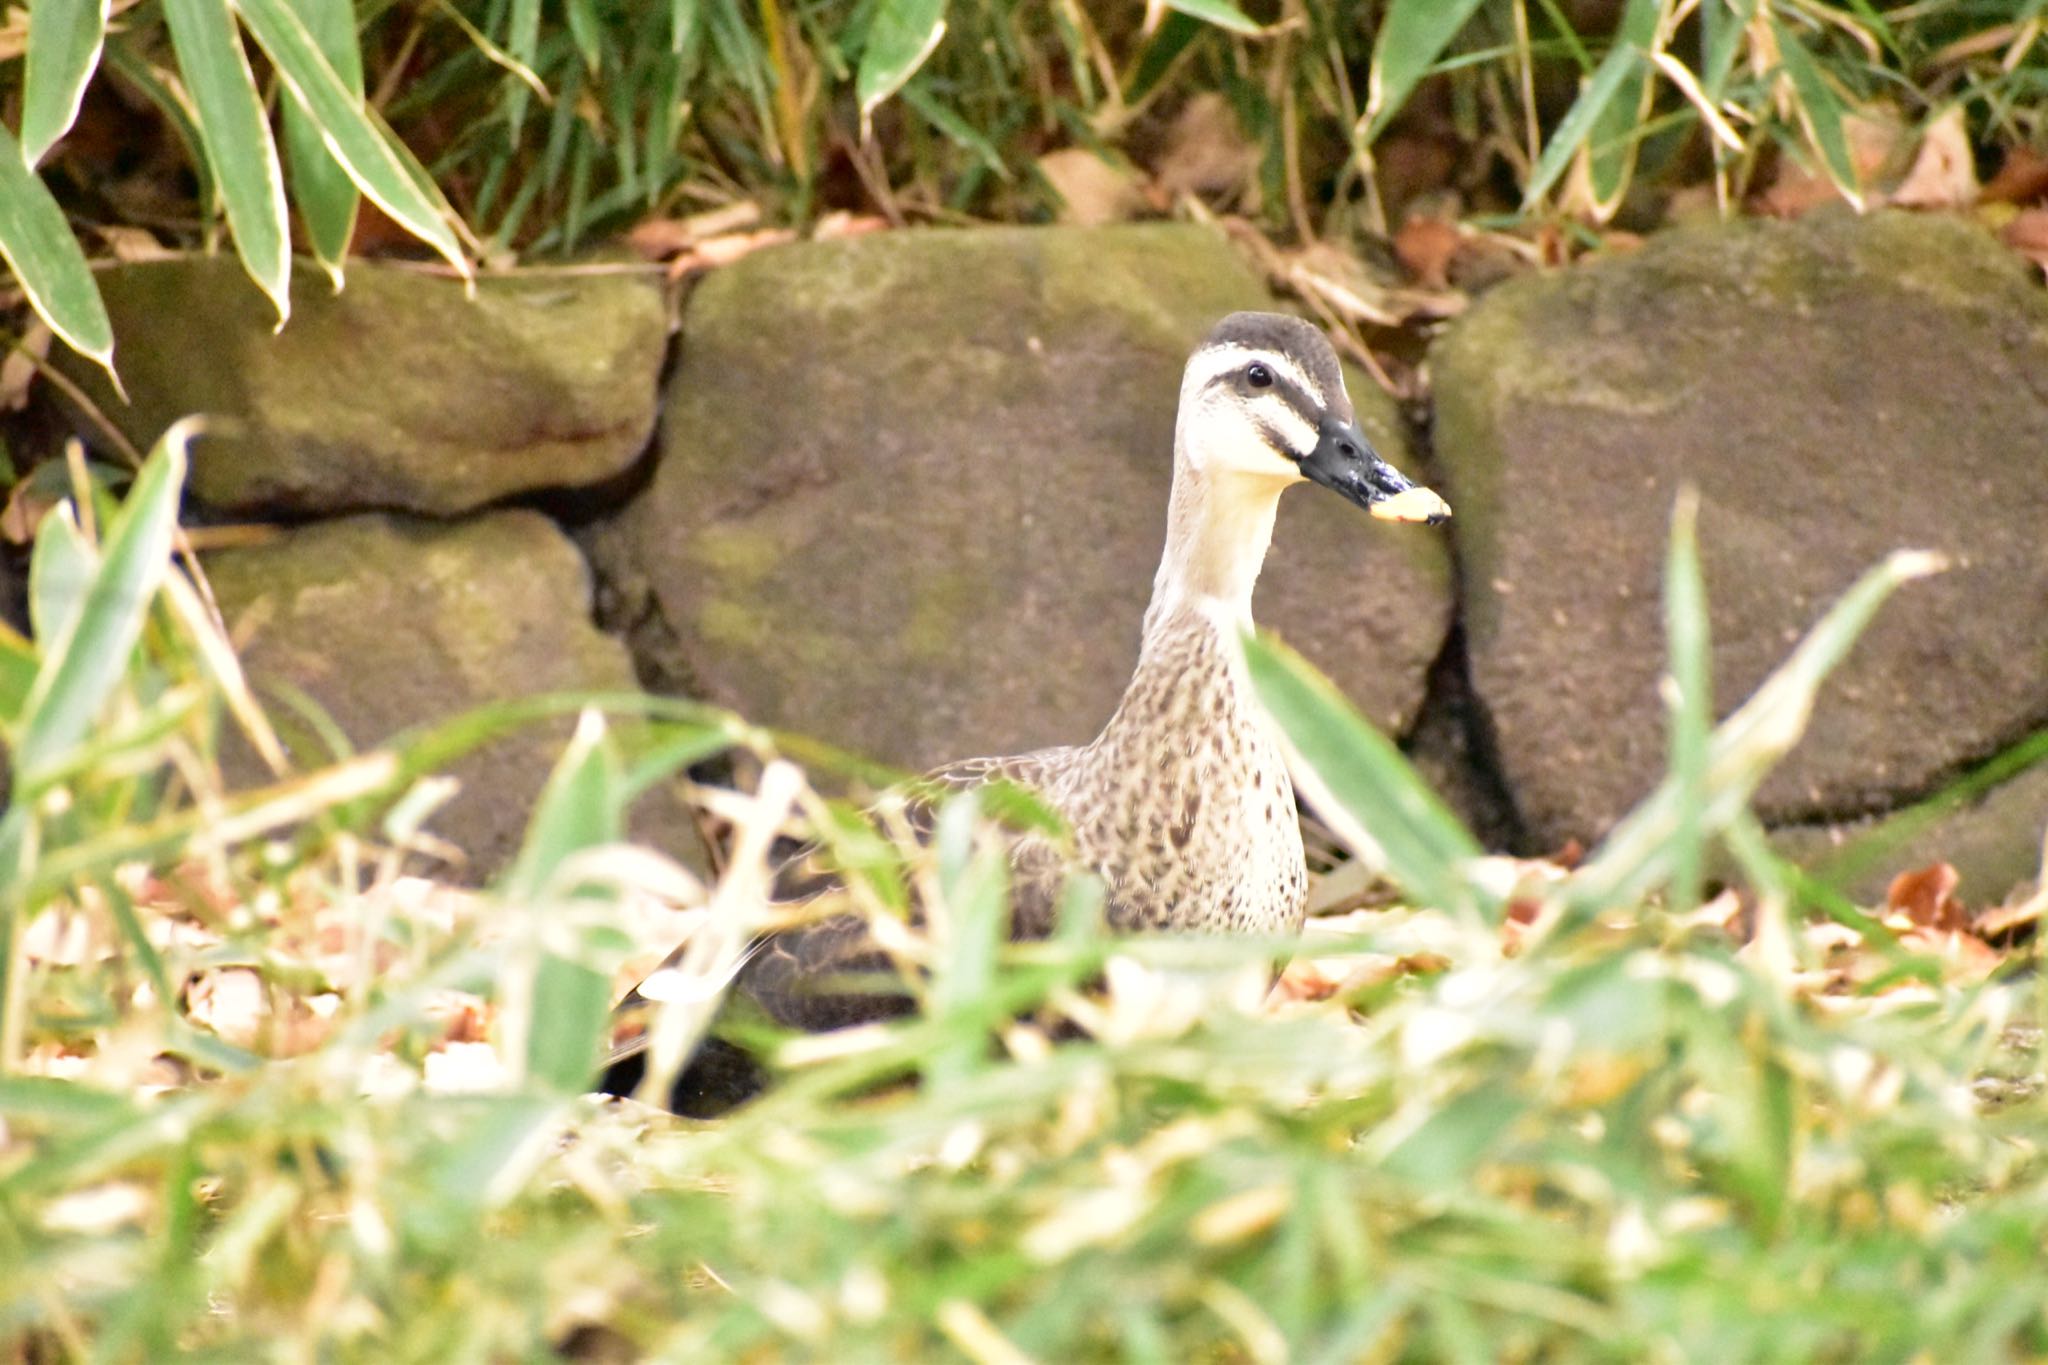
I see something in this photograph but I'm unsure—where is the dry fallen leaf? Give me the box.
[625,201,764,260]
[813,211,889,240]
[1151,93,1259,205]
[0,479,55,546]
[1889,108,1978,209]
[664,228,799,280]
[1392,216,1461,290]
[1885,861,1968,933]
[41,1182,154,1235]
[0,316,50,411]
[1896,926,2003,983]
[96,225,177,263]
[1037,149,1144,227]
[2000,208,2048,277]
[1982,145,2048,205]
[1756,111,1907,217]
[1249,233,1466,331]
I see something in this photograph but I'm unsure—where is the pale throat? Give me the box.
[1148,456,1292,627]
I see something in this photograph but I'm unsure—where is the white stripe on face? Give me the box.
[1180,342,1326,406]
[1259,399,1319,459]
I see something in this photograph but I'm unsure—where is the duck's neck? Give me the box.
[1142,453,1289,638]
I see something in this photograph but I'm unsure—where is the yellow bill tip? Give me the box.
[1369,486,1453,524]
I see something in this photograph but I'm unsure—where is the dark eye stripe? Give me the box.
[1261,371,1321,426]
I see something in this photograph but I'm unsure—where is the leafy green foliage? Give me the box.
[0,0,2043,386]
[2,435,2043,1362]
[0,120,114,379]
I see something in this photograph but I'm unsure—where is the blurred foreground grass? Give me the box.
[2,434,2045,1359]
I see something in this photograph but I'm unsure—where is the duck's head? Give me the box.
[1175,312,1450,525]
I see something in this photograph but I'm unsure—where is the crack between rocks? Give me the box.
[1394,393,1531,853]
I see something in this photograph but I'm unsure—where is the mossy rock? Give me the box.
[205,511,698,879]
[61,258,665,515]
[1432,208,2048,894]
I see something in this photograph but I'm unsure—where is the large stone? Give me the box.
[1432,209,2048,865]
[64,258,665,515]
[596,224,1453,777]
[205,512,693,879]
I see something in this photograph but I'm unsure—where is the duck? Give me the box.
[605,311,1449,1105]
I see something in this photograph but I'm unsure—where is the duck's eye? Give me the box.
[1246,363,1274,389]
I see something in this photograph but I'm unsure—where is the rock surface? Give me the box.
[595,224,1454,777]
[64,258,666,516]
[205,512,695,879]
[1432,209,2048,863]
[1773,731,2048,906]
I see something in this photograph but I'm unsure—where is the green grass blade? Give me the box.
[13,425,189,785]
[1770,15,1865,209]
[858,0,948,130]
[28,502,95,644]
[926,791,1010,1087]
[430,1094,569,1210]
[1241,630,1485,918]
[1664,488,1711,916]
[1572,549,1946,914]
[232,0,471,278]
[1700,0,1760,100]
[1364,0,1487,141]
[1523,30,1643,208]
[0,122,116,379]
[499,710,625,903]
[21,0,110,166]
[505,0,542,136]
[564,0,601,72]
[1585,0,1667,216]
[162,0,292,323]
[1162,0,1261,37]
[0,633,36,723]
[498,710,624,1093]
[902,83,1010,179]
[279,0,362,279]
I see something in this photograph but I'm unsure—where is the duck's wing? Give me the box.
[602,745,1085,1096]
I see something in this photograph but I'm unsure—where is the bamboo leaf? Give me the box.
[13,426,189,787]
[1162,0,1261,37]
[1584,0,1668,218]
[0,633,37,724]
[1524,32,1644,208]
[1363,0,1487,141]
[1771,16,1865,209]
[564,0,602,72]
[505,0,543,136]
[232,0,471,278]
[27,502,96,644]
[926,791,1010,1087]
[1664,488,1711,916]
[163,0,292,323]
[0,123,116,378]
[499,710,624,1094]
[279,0,362,280]
[857,0,948,130]
[499,710,624,903]
[1242,631,1486,918]
[21,0,110,166]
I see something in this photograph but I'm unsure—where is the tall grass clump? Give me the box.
[3,436,2044,1359]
